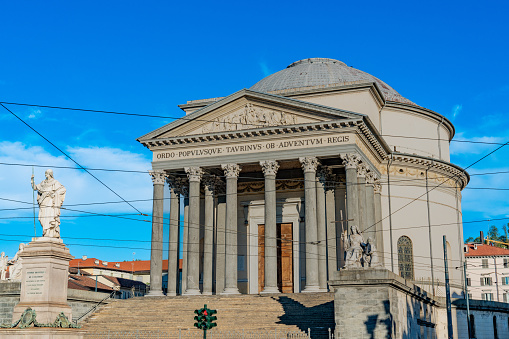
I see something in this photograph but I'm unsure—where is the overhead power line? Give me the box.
[0,104,143,215]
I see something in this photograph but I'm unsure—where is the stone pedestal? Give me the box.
[11,238,73,324]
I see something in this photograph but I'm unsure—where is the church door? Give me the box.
[258,223,293,293]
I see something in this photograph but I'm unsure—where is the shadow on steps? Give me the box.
[274,296,335,338]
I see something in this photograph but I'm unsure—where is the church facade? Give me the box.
[137,58,469,296]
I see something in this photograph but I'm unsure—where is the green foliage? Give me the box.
[465,224,509,246]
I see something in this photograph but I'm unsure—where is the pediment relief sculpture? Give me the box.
[197,104,307,134]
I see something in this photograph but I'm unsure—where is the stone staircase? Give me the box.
[82,293,335,338]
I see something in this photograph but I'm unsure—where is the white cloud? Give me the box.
[0,142,153,220]
[27,109,42,119]
[462,166,509,217]
[452,104,462,119]
[450,132,505,155]
[259,61,272,77]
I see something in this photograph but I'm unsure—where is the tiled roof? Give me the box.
[464,243,509,257]
[68,274,113,291]
[69,258,183,273]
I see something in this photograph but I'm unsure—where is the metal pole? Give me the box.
[32,167,36,237]
[494,256,499,301]
[463,260,472,338]
[443,236,453,338]
[95,275,98,292]
[426,167,435,295]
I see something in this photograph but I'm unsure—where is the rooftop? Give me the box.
[69,257,183,273]
[464,243,509,257]
[250,58,414,105]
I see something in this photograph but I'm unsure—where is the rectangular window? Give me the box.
[482,259,489,268]
[468,293,472,299]
[502,277,509,285]
[482,293,493,301]
[481,277,493,286]
[466,278,471,286]
[504,293,509,303]
[504,259,508,268]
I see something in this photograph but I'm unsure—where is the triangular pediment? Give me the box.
[138,89,366,141]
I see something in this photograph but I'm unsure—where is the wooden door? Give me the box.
[258,223,293,293]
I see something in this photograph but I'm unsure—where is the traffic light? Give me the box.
[194,304,217,331]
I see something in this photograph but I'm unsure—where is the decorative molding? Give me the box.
[221,163,241,178]
[340,153,360,169]
[356,163,368,178]
[260,160,280,176]
[202,103,298,133]
[373,179,382,194]
[184,166,203,182]
[149,170,167,185]
[299,157,319,173]
[238,180,304,193]
[366,171,377,185]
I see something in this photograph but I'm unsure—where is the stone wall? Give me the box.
[0,281,110,324]
[0,281,20,325]
[330,268,509,339]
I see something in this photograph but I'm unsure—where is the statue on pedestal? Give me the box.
[0,252,8,280]
[342,227,382,269]
[341,225,364,268]
[31,169,66,238]
[8,243,25,281]
[362,237,382,268]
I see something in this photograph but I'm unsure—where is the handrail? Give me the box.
[73,290,116,324]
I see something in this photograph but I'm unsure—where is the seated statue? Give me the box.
[341,225,364,269]
[362,237,382,268]
[0,252,8,280]
[8,243,25,281]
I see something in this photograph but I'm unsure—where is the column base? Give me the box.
[220,287,240,295]
[319,288,329,292]
[145,290,165,297]
[183,288,202,296]
[166,292,177,297]
[302,285,321,293]
[260,286,279,294]
[202,291,213,295]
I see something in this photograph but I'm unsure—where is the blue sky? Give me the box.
[1,1,508,261]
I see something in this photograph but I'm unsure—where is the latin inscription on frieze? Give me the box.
[154,133,352,161]
[26,269,46,295]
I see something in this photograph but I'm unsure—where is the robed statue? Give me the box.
[31,169,66,238]
[341,226,381,269]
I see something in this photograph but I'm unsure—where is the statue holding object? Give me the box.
[31,169,66,238]
[341,225,381,269]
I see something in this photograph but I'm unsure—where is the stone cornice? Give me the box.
[384,152,469,189]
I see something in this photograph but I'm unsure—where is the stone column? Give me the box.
[221,163,241,294]
[166,177,180,296]
[341,153,360,232]
[299,157,320,292]
[203,176,215,295]
[146,170,166,296]
[374,179,384,265]
[215,181,226,294]
[260,160,280,293]
[179,180,189,294]
[365,172,377,243]
[316,166,329,291]
[325,176,337,277]
[334,176,347,269]
[356,163,368,234]
[183,167,203,295]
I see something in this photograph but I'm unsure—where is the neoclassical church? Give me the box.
[137,58,468,296]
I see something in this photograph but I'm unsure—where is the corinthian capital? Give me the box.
[366,171,378,185]
[356,163,367,178]
[260,160,279,176]
[174,177,189,197]
[221,163,241,179]
[149,170,167,185]
[184,167,203,182]
[203,175,216,192]
[374,179,382,194]
[299,157,319,173]
[340,153,360,169]
[317,166,332,183]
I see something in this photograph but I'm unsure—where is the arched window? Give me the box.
[397,236,414,280]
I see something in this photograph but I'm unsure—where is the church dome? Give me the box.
[250,58,413,104]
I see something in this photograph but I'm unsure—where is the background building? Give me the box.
[465,243,509,302]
